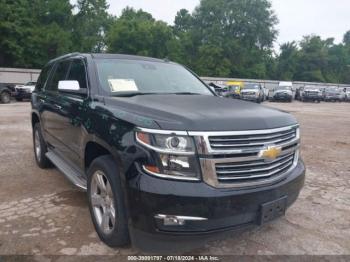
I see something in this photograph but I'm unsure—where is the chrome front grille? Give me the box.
[215,151,295,183]
[190,125,300,188]
[208,127,296,152]
[304,91,319,96]
[242,92,255,95]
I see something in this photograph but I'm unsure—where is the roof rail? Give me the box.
[48,52,82,64]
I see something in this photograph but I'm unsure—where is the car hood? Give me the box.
[304,89,320,92]
[103,95,297,131]
[241,89,258,93]
[274,90,292,95]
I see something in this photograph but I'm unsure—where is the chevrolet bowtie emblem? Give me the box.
[259,146,282,161]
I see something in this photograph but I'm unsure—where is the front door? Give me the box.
[55,58,89,168]
[41,60,71,152]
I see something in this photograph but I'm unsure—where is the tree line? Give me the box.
[1,0,350,84]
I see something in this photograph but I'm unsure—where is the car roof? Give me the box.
[47,52,169,65]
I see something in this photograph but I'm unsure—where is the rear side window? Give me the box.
[46,60,70,92]
[36,65,52,91]
[66,59,87,90]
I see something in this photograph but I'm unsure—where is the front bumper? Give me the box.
[302,95,322,100]
[273,93,292,101]
[325,95,342,100]
[127,160,305,249]
[241,94,259,101]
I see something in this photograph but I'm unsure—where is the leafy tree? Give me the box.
[0,0,34,67]
[276,42,299,80]
[183,0,278,78]
[196,44,231,76]
[0,0,74,68]
[343,30,350,45]
[72,0,112,52]
[294,36,329,82]
[106,8,175,58]
[27,0,74,67]
[174,9,193,34]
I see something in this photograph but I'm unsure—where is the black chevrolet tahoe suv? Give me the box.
[31,53,305,250]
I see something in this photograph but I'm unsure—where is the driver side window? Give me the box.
[66,59,88,90]
[46,61,70,92]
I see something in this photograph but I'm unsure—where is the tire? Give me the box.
[33,123,52,168]
[87,155,130,247]
[0,91,11,104]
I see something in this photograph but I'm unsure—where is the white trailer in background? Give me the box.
[0,67,40,86]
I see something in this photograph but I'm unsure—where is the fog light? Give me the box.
[155,214,207,226]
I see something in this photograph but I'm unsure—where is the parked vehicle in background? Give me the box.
[324,86,343,102]
[224,81,244,98]
[240,83,264,103]
[14,81,37,101]
[31,53,305,250]
[0,83,12,103]
[271,82,293,102]
[301,86,323,102]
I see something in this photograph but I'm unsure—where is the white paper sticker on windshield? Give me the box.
[108,79,138,92]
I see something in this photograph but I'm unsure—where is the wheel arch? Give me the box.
[31,112,40,128]
[0,89,11,95]
[83,139,124,177]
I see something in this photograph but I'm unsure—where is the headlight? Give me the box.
[136,130,200,181]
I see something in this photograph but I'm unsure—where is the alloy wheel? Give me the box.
[34,130,41,162]
[90,171,116,235]
[2,93,10,103]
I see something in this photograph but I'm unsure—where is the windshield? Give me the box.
[243,84,260,90]
[304,86,319,91]
[276,86,291,91]
[326,87,339,93]
[95,59,213,96]
[228,85,240,91]
[25,82,36,86]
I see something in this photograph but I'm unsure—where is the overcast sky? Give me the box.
[106,0,350,49]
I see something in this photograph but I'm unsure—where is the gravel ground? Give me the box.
[0,101,349,257]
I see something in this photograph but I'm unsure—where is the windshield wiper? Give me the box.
[111,92,163,97]
[111,91,202,97]
[170,92,202,95]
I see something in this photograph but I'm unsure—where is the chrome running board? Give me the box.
[46,150,87,191]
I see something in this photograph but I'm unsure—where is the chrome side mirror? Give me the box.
[58,80,80,91]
